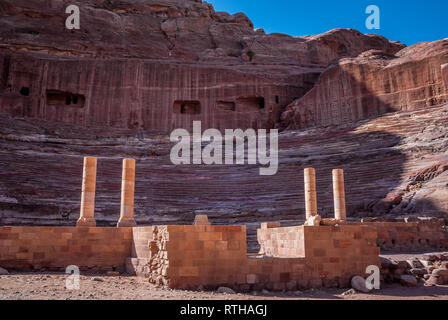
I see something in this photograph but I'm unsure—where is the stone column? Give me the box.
[304,168,318,219]
[77,156,97,227]
[332,168,347,220]
[117,158,137,227]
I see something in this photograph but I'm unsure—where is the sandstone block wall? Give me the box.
[0,226,132,271]
[130,225,247,288]
[303,225,379,280]
[362,220,448,251]
[241,256,308,292]
[130,224,379,291]
[257,225,305,257]
[5,221,444,291]
[125,226,154,278]
[242,225,380,291]
[258,225,379,280]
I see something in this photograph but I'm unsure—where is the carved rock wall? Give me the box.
[0,1,404,132]
[0,52,315,132]
[0,0,447,254]
[280,40,448,130]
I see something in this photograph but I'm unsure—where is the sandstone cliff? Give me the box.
[0,0,403,132]
[280,39,448,129]
[0,0,447,252]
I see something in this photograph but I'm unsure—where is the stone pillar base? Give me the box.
[117,219,137,228]
[320,219,347,226]
[304,215,322,226]
[76,217,96,227]
[194,214,211,226]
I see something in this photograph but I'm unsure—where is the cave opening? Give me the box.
[46,90,85,108]
[173,100,201,115]
[19,87,30,96]
[217,101,236,112]
[236,97,265,111]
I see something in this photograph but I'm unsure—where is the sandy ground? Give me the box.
[1,272,448,300]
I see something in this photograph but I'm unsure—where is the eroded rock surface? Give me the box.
[1,104,447,251]
[0,1,447,253]
[280,40,448,130]
[0,1,403,132]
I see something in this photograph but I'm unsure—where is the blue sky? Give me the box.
[207,0,447,46]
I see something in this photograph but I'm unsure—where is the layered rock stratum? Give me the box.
[0,0,447,251]
[0,0,404,132]
[280,40,448,129]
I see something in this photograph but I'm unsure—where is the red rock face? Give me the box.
[0,53,317,132]
[1,104,447,252]
[280,40,448,130]
[0,0,403,132]
[0,0,447,253]
[442,63,448,88]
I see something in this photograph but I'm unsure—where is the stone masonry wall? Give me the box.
[0,226,132,271]
[362,220,448,251]
[256,224,379,290]
[257,222,305,257]
[129,224,379,291]
[4,221,444,291]
[127,225,247,288]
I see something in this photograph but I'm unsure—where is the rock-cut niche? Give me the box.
[217,97,265,112]
[173,100,201,115]
[46,90,85,108]
[236,97,265,111]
